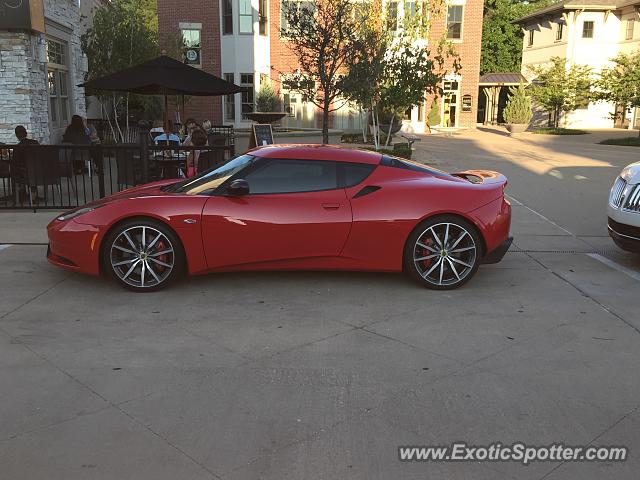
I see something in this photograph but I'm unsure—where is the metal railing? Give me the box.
[0,143,233,210]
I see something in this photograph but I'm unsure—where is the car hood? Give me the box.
[95,179,181,204]
[621,162,640,184]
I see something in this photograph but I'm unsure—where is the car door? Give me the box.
[201,158,352,269]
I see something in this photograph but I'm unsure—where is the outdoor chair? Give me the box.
[197,149,226,172]
[115,149,144,189]
[15,146,63,207]
[207,132,227,147]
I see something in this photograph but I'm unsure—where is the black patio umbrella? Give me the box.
[80,55,244,132]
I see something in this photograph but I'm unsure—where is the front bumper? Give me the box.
[47,218,102,275]
[608,218,640,253]
[482,236,513,264]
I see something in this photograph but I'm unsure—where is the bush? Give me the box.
[363,145,412,159]
[503,84,533,125]
[392,143,412,159]
[532,128,588,135]
[256,82,280,112]
[427,99,441,127]
[340,132,390,145]
[599,136,640,146]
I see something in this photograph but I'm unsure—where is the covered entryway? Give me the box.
[478,73,528,125]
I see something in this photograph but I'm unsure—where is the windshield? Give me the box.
[164,154,256,195]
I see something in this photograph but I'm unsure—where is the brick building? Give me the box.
[157,0,484,132]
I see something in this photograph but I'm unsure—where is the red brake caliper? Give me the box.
[154,240,168,273]
[419,238,435,270]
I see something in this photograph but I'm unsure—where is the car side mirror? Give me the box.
[226,178,250,196]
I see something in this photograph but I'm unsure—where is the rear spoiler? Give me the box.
[451,170,507,187]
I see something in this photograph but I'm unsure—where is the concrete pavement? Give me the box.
[1,128,640,479]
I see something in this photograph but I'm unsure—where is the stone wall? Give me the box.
[0,0,86,144]
[0,32,48,144]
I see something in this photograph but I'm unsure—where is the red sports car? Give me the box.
[47,145,512,291]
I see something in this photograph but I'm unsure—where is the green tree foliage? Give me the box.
[481,0,554,75]
[341,0,456,148]
[81,0,159,140]
[597,50,640,136]
[281,0,360,144]
[256,82,281,112]
[503,83,532,124]
[529,57,592,128]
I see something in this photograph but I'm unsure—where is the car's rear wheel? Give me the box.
[405,216,481,290]
[103,219,184,292]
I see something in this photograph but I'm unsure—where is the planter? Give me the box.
[506,123,528,134]
[244,112,287,124]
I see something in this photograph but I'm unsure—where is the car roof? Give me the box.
[250,144,383,165]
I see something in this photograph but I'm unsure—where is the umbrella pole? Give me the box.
[164,94,169,133]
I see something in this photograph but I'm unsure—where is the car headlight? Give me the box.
[56,205,104,222]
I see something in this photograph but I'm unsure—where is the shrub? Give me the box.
[599,136,640,146]
[533,128,588,135]
[427,99,441,127]
[363,145,412,159]
[503,84,533,125]
[256,82,280,112]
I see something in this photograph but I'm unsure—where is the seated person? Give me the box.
[154,128,181,145]
[15,125,39,145]
[186,128,208,177]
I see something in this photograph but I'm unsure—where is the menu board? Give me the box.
[252,124,274,147]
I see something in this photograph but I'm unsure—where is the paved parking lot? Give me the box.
[1,128,640,479]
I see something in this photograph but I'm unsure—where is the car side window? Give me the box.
[341,163,375,187]
[244,159,338,194]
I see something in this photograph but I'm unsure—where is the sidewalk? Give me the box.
[0,210,61,244]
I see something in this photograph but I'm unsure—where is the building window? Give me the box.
[582,20,594,38]
[181,29,201,66]
[240,73,254,119]
[222,0,233,34]
[387,0,398,31]
[447,5,463,40]
[46,38,66,65]
[626,18,635,40]
[259,0,268,35]
[281,0,314,35]
[46,38,70,128]
[555,22,563,41]
[224,73,236,122]
[528,28,534,46]
[239,0,253,33]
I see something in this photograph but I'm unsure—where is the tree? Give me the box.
[81,0,159,141]
[597,50,640,136]
[481,0,553,75]
[256,82,281,112]
[528,57,592,129]
[281,0,360,144]
[341,0,455,148]
[503,83,532,125]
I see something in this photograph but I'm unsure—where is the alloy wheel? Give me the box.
[413,222,477,287]
[109,226,175,288]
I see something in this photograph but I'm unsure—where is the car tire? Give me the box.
[404,215,482,290]
[102,218,185,292]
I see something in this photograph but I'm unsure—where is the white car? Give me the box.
[608,161,640,253]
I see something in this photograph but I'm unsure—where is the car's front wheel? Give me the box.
[405,216,482,290]
[103,219,184,291]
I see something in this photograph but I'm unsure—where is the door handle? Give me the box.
[321,203,341,210]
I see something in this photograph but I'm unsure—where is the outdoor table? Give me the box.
[152,152,188,179]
